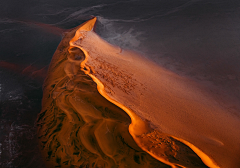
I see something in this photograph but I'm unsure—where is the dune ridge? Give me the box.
[38,17,240,168]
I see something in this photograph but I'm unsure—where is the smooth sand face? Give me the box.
[38,18,240,168]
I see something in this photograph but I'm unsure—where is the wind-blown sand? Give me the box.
[37,17,240,168]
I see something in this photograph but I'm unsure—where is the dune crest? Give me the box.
[38,17,240,168]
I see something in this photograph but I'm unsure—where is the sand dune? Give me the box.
[37,17,240,168]
[37,19,170,168]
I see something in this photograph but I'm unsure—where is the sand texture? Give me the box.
[37,17,240,168]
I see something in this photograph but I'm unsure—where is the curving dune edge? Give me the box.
[37,17,240,168]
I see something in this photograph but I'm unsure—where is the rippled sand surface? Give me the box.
[37,18,240,168]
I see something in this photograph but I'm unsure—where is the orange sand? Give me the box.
[38,17,240,168]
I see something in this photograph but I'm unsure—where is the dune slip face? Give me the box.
[37,17,240,168]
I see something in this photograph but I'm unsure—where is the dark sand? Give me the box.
[37,18,240,168]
